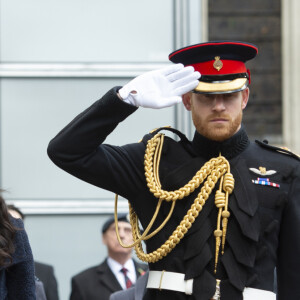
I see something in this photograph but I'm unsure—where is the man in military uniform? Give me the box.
[48,41,300,299]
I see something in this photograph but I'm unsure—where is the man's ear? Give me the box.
[182,92,192,111]
[241,88,250,110]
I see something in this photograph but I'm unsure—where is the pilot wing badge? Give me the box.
[249,167,277,176]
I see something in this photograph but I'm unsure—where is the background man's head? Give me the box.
[102,214,133,260]
[169,41,258,141]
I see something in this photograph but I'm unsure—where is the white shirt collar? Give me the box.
[107,257,137,289]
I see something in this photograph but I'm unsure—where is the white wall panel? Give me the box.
[0,0,173,62]
[0,78,174,200]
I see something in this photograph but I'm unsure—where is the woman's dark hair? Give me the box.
[0,190,16,266]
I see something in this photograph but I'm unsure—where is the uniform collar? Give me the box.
[191,126,249,159]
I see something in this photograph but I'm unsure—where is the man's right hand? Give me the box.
[118,64,200,109]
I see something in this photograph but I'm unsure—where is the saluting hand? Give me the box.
[118,64,200,109]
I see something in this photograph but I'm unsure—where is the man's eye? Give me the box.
[224,93,234,99]
[203,94,213,100]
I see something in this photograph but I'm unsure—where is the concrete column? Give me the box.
[282,0,300,154]
[173,0,207,139]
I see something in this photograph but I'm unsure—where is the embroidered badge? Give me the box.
[137,268,146,276]
[249,167,277,176]
[252,177,280,188]
[213,56,223,71]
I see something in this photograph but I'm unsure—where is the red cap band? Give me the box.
[190,60,247,75]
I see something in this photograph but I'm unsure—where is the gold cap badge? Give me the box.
[213,56,223,71]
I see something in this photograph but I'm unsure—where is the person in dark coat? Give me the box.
[0,192,36,299]
[35,261,59,300]
[7,204,60,300]
[70,214,147,300]
[35,278,47,300]
[47,41,300,299]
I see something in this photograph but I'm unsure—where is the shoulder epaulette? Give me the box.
[255,140,300,161]
[149,126,190,143]
[139,126,191,145]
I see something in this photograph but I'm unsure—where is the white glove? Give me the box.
[119,64,200,109]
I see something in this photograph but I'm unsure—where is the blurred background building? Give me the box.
[0,0,299,299]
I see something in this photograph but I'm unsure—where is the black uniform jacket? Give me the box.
[69,259,147,300]
[48,87,300,300]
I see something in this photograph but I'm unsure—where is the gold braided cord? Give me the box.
[115,132,234,265]
[114,194,176,248]
[145,134,222,201]
[221,173,234,254]
[153,134,164,187]
[134,166,230,263]
[115,133,178,248]
[214,177,224,273]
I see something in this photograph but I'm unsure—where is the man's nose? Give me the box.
[118,228,125,237]
[212,96,226,111]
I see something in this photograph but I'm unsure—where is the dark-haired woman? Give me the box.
[0,192,36,299]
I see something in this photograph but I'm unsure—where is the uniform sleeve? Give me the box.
[47,87,146,199]
[277,163,300,299]
[6,219,36,299]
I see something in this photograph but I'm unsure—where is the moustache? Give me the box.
[207,114,231,121]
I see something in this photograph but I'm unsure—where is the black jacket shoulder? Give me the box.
[255,140,300,162]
